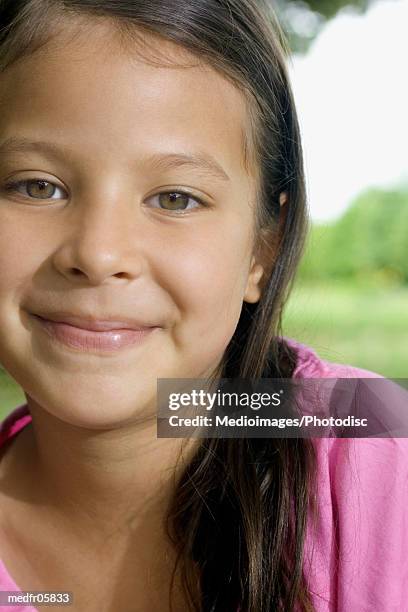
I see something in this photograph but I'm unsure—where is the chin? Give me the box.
[26,387,156,431]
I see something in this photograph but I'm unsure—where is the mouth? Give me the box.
[31,311,157,331]
[30,313,160,353]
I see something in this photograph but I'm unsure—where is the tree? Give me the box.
[274,0,377,53]
[298,187,408,285]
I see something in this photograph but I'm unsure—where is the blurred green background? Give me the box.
[0,0,406,419]
[282,186,408,377]
[0,374,26,420]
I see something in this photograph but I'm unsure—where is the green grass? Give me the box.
[1,282,406,419]
[0,370,26,420]
[282,281,408,377]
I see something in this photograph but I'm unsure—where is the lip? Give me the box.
[30,313,159,352]
[31,311,156,331]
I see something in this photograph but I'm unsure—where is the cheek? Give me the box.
[0,216,30,299]
[0,214,50,369]
[0,212,51,300]
[159,219,252,348]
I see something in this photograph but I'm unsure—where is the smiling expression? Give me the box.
[0,18,266,428]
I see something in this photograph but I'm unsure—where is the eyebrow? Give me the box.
[0,136,231,183]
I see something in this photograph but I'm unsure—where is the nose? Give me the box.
[52,189,146,286]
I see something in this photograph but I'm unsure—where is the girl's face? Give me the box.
[0,19,265,428]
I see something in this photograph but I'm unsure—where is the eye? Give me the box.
[3,178,67,201]
[145,190,207,213]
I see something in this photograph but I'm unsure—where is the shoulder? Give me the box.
[304,435,408,610]
[0,404,31,458]
[282,338,408,506]
[282,336,382,378]
[282,340,408,607]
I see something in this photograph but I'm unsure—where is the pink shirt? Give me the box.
[0,338,407,611]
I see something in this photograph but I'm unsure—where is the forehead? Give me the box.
[0,17,253,182]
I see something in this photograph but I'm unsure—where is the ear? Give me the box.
[243,255,265,304]
[243,192,288,304]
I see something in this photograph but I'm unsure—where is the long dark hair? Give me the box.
[0,1,317,610]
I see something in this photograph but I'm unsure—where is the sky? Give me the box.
[288,0,408,222]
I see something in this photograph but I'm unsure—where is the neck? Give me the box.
[13,396,198,546]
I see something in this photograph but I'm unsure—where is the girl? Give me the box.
[0,1,406,611]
